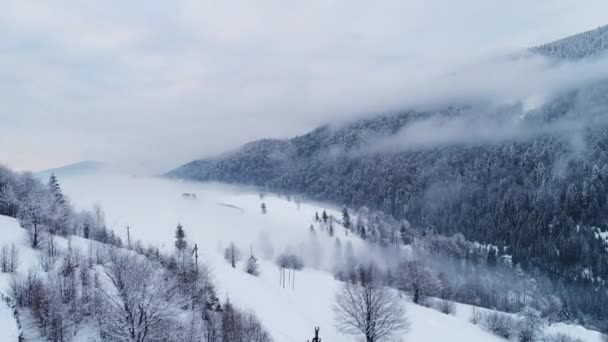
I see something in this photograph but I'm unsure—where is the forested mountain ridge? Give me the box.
[531,25,608,60]
[168,26,608,329]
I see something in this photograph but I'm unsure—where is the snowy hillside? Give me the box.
[49,174,603,342]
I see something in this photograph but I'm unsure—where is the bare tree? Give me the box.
[1,245,8,272]
[224,243,241,268]
[19,191,49,248]
[276,252,304,289]
[98,249,184,342]
[9,243,19,273]
[334,265,409,342]
[396,260,442,305]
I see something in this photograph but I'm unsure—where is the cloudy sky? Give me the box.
[1,0,607,173]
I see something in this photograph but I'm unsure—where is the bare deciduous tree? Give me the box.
[224,243,241,268]
[334,265,409,342]
[0,244,18,273]
[98,249,184,342]
[397,260,442,305]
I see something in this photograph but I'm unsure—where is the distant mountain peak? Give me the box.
[38,160,106,178]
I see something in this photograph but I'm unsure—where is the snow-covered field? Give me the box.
[0,173,603,341]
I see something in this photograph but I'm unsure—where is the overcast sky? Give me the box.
[1,0,607,173]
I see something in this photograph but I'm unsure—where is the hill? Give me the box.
[37,160,106,179]
[531,25,608,60]
[167,26,608,332]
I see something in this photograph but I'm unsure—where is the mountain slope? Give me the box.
[38,160,105,179]
[59,175,605,342]
[531,25,608,60]
[168,27,608,332]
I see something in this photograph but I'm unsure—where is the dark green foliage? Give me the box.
[175,223,187,251]
[341,207,351,229]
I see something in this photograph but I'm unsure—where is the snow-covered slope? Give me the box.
[0,301,19,342]
[1,174,602,341]
[47,174,601,342]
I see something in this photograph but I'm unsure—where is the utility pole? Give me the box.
[126,225,131,250]
[192,243,199,274]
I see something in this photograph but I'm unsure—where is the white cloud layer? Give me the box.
[1,0,607,172]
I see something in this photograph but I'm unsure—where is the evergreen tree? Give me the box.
[399,225,411,245]
[322,210,328,223]
[261,203,267,215]
[175,223,187,251]
[329,220,335,237]
[487,247,498,267]
[48,174,65,206]
[342,207,351,229]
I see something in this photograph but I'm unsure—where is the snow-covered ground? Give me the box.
[0,301,19,342]
[0,173,604,341]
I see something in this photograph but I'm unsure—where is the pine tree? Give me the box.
[329,220,335,237]
[342,207,351,229]
[175,223,187,251]
[315,212,320,222]
[487,247,498,267]
[48,174,65,206]
[400,225,411,245]
[322,210,328,223]
[261,203,267,215]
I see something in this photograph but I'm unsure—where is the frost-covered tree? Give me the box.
[1,244,18,273]
[99,250,184,342]
[341,207,351,229]
[245,250,260,276]
[175,223,187,251]
[334,264,409,342]
[397,260,442,305]
[224,242,241,268]
[260,203,267,215]
[517,307,544,342]
[276,252,304,289]
[18,190,50,248]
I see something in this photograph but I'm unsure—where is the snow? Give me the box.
[0,299,19,342]
[0,216,27,342]
[0,215,39,292]
[0,173,604,342]
[546,323,606,342]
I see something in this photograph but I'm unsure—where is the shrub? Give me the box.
[516,306,543,342]
[481,312,517,339]
[433,299,456,315]
[470,307,482,325]
[544,333,584,342]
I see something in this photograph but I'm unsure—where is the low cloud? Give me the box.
[1,0,608,172]
[357,54,608,154]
